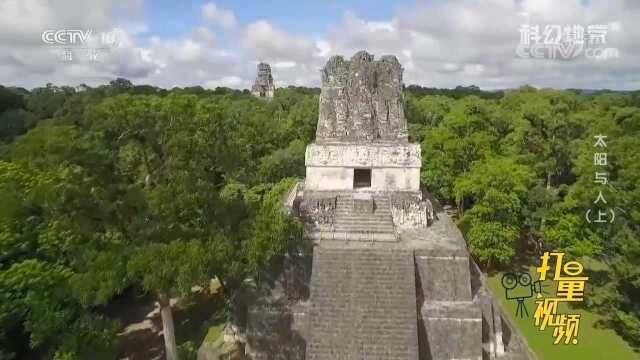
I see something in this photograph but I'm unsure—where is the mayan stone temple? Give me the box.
[251,62,276,99]
[244,51,536,360]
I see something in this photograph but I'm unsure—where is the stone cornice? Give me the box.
[305,143,422,168]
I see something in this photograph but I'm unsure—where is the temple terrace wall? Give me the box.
[304,143,421,192]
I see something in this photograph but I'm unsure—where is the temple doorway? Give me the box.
[353,168,372,188]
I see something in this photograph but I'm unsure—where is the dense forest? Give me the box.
[0,80,638,359]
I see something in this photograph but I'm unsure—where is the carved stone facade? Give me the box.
[306,144,421,168]
[251,62,275,99]
[390,194,433,229]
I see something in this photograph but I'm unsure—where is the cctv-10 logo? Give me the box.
[42,29,91,45]
[41,29,120,47]
[500,252,588,345]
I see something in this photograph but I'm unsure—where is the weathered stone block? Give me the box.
[415,254,473,302]
[421,301,483,360]
[316,51,407,142]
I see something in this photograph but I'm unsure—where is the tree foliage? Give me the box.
[1,78,639,356]
[0,82,317,358]
[408,86,640,346]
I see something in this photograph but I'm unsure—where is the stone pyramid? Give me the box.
[245,51,536,360]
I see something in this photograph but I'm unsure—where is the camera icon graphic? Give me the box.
[501,272,546,318]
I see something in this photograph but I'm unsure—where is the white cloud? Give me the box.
[121,21,149,35]
[243,20,320,64]
[273,61,297,69]
[316,0,640,89]
[442,63,460,73]
[202,2,237,30]
[315,40,332,57]
[1,0,640,90]
[463,64,485,76]
[192,27,216,44]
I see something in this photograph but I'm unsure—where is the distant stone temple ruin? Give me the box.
[251,62,275,99]
[244,51,536,360]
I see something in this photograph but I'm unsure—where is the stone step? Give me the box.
[310,231,398,241]
[336,206,389,211]
[334,217,393,222]
[334,208,392,214]
[310,231,398,242]
[335,214,392,219]
[333,220,394,227]
[334,208,392,213]
[336,202,391,211]
[334,214,392,220]
[333,219,393,224]
[334,218,392,223]
[331,227,395,234]
[306,248,419,358]
[335,209,391,214]
[334,215,393,221]
[335,200,390,206]
[336,196,390,202]
[332,223,395,230]
[333,220,394,229]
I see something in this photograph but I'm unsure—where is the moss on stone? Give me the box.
[204,324,225,345]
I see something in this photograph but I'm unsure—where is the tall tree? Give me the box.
[455,157,534,268]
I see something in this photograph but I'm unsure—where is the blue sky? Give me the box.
[1,0,639,90]
[142,0,413,39]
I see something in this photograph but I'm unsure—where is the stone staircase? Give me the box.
[315,194,397,242]
[306,248,419,360]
